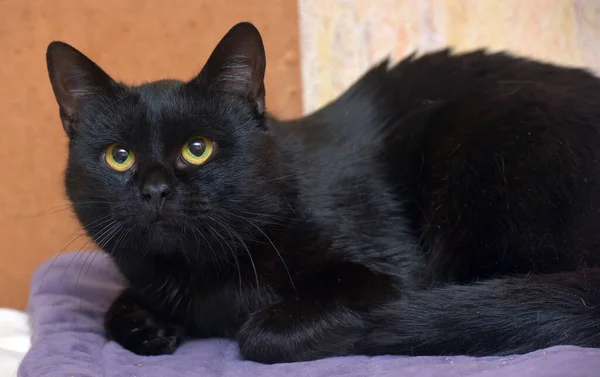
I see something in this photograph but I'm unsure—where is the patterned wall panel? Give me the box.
[299,0,600,113]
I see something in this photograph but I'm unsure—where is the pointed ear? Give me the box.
[46,41,118,137]
[196,22,266,114]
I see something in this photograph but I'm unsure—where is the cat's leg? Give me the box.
[360,269,600,356]
[237,264,398,363]
[105,289,185,355]
[238,293,365,363]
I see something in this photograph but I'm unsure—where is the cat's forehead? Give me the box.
[127,80,204,128]
[102,80,235,146]
[76,79,250,149]
[135,79,186,110]
[137,79,185,96]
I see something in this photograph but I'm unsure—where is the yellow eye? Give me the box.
[181,137,214,165]
[105,144,135,172]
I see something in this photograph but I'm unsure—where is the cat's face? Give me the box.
[47,23,287,259]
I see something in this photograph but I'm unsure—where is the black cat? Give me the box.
[46,22,600,364]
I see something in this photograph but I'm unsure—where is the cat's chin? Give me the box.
[149,218,175,230]
[136,221,186,248]
[144,222,179,236]
[137,212,179,231]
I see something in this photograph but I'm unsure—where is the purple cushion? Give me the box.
[18,251,600,377]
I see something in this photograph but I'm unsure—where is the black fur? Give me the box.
[46,22,600,363]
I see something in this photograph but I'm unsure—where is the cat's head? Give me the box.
[46,22,289,261]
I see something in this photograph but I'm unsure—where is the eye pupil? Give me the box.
[112,148,129,164]
[188,140,206,157]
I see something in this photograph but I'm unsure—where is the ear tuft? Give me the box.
[196,22,266,114]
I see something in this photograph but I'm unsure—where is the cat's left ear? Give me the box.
[46,41,119,137]
[195,22,266,115]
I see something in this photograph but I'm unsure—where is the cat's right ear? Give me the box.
[194,22,267,115]
[46,42,118,137]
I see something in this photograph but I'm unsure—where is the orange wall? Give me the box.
[0,1,301,309]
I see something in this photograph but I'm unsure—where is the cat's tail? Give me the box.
[361,269,600,356]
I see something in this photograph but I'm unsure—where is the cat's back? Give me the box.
[385,49,600,101]
[275,49,600,193]
[278,49,600,152]
[274,49,600,279]
[385,50,600,278]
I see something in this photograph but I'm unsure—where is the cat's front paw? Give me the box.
[128,323,184,356]
[105,290,184,356]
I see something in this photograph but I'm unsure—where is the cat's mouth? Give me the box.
[139,217,182,241]
[148,216,174,228]
[133,209,178,232]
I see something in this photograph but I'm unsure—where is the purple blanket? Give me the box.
[18,252,600,377]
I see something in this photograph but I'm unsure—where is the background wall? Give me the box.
[299,0,600,113]
[0,1,302,309]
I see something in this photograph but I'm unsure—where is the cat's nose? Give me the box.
[141,171,172,208]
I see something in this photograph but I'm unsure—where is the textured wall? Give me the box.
[299,0,600,113]
[0,1,301,309]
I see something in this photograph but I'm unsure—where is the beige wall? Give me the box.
[299,0,600,112]
[0,1,301,309]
